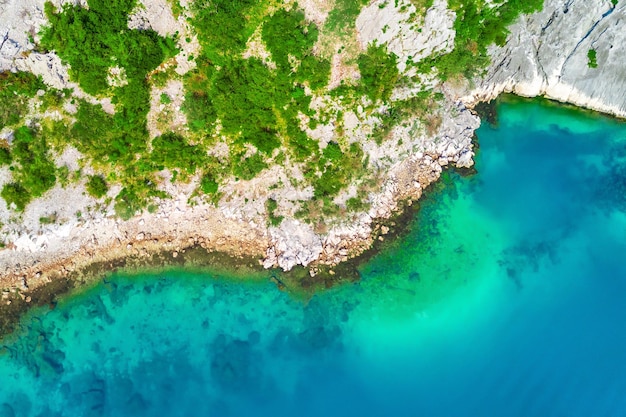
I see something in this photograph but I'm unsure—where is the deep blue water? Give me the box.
[2,98,626,416]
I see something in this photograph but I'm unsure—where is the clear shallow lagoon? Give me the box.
[2,98,626,416]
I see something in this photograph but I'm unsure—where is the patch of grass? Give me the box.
[325,0,369,37]
[312,142,365,199]
[262,8,319,70]
[200,172,219,194]
[160,93,172,104]
[587,49,598,68]
[35,0,183,217]
[41,0,178,96]
[232,152,268,181]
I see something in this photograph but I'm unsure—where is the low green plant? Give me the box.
[266,198,284,226]
[358,44,400,103]
[150,132,206,174]
[0,146,11,166]
[39,213,57,224]
[1,183,31,211]
[9,126,57,200]
[86,175,108,198]
[0,72,44,129]
[200,172,219,194]
[587,49,598,68]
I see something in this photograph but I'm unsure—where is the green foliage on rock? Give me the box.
[0,146,11,166]
[358,44,400,103]
[86,175,108,198]
[262,9,319,70]
[190,0,258,61]
[1,183,31,211]
[150,132,206,174]
[200,173,219,195]
[587,49,598,68]
[40,0,177,96]
[266,198,284,226]
[0,72,44,129]
[312,142,365,199]
[10,126,57,199]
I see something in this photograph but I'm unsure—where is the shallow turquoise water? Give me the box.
[2,98,626,416]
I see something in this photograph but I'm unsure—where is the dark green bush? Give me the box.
[0,147,11,166]
[1,183,31,211]
[357,44,400,103]
[262,8,319,69]
[10,126,57,198]
[587,49,598,68]
[266,197,284,226]
[233,153,267,180]
[150,132,205,174]
[200,173,219,194]
[86,175,108,198]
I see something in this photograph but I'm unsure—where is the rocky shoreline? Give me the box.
[1,0,625,316]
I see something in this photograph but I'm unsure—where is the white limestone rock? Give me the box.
[466,0,626,117]
[267,219,323,271]
[357,0,456,72]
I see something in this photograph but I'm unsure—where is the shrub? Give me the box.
[10,126,57,198]
[200,173,219,194]
[358,44,400,103]
[0,147,11,166]
[232,153,267,180]
[1,183,31,211]
[262,8,319,70]
[587,49,598,68]
[266,197,284,226]
[86,175,108,198]
[150,132,205,174]
[0,72,44,129]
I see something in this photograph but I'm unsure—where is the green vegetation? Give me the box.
[39,213,57,224]
[200,173,219,195]
[1,183,31,211]
[37,0,179,214]
[86,175,108,198]
[0,72,44,129]
[150,133,205,174]
[358,44,400,103]
[266,198,284,226]
[0,146,11,166]
[0,0,542,220]
[41,0,177,96]
[2,126,58,209]
[587,49,598,69]
[325,0,369,37]
[309,142,365,199]
[183,4,332,192]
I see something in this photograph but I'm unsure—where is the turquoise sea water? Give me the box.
[2,98,626,416]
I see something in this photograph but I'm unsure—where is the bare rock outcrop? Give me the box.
[464,0,626,117]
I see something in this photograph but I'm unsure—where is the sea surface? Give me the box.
[2,97,626,416]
